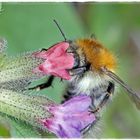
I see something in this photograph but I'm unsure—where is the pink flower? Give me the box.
[33,42,74,80]
[40,95,96,138]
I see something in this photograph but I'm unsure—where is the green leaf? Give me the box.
[0,113,42,138]
[0,115,10,138]
[9,118,41,138]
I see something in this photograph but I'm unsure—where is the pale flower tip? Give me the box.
[0,38,7,53]
[62,95,92,112]
[40,95,96,138]
[33,42,74,80]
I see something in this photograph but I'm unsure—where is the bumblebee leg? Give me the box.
[69,67,87,76]
[81,123,93,135]
[41,48,48,51]
[91,82,115,113]
[28,75,54,91]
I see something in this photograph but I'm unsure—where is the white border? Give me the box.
[0,0,140,2]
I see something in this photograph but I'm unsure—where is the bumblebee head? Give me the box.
[74,38,117,73]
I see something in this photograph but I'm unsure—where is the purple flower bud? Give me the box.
[40,95,96,138]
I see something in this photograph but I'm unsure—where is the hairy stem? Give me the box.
[0,89,54,128]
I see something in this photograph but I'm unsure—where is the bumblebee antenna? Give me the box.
[53,19,67,41]
[90,33,96,39]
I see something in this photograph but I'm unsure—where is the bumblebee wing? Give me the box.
[102,67,140,109]
[130,93,140,109]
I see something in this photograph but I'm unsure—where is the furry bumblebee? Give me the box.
[30,20,140,137]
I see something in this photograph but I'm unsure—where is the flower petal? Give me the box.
[61,95,92,112]
[34,42,69,59]
[41,95,96,138]
[33,42,74,80]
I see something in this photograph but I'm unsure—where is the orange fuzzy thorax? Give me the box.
[76,39,117,72]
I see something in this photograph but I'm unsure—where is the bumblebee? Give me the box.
[30,20,140,137]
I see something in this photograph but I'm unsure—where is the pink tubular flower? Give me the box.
[40,95,96,138]
[33,42,74,80]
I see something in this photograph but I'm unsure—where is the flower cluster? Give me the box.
[0,38,95,138]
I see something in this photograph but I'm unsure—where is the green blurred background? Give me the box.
[0,2,140,138]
